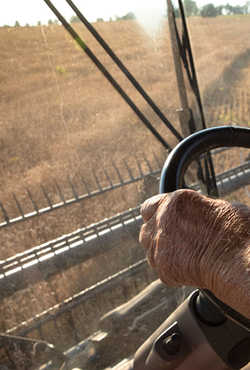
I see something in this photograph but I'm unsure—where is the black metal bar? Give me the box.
[65,0,183,142]
[92,170,103,192]
[67,176,78,199]
[135,156,144,177]
[178,0,205,130]
[43,0,172,151]
[123,159,134,180]
[40,183,53,209]
[79,172,91,195]
[12,192,24,217]
[112,162,124,183]
[54,179,66,204]
[143,153,153,173]
[0,201,9,224]
[103,168,113,187]
[176,0,218,196]
[25,188,39,213]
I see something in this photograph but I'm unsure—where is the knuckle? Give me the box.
[140,194,164,222]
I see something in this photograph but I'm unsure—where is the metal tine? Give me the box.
[123,159,134,180]
[0,201,9,223]
[79,172,91,195]
[25,188,39,213]
[143,153,153,173]
[40,183,53,209]
[135,155,144,177]
[67,176,79,200]
[112,162,123,183]
[93,170,103,192]
[12,192,24,218]
[103,168,113,187]
[153,150,161,169]
[54,179,66,204]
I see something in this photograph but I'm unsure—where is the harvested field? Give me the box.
[1,16,250,253]
[1,14,250,369]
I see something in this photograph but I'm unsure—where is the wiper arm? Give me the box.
[43,0,173,151]
[65,0,183,142]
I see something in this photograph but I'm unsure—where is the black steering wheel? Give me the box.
[159,125,250,331]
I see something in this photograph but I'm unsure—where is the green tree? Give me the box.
[183,0,198,16]
[224,3,234,14]
[121,12,136,20]
[215,5,223,15]
[232,4,244,13]
[14,20,20,27]
[245,1,250,13]
[70,15,80,23]
[201,3,217,17]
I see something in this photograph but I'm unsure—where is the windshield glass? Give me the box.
[1,1,250,369]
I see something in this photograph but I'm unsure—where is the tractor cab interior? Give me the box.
[1,1,250,369]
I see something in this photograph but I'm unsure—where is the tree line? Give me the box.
[70,1,250,23]
[71,1,250,21]
[174,0,250,17]
[3,1,250,29]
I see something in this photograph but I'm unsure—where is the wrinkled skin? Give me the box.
[139,189,250,319]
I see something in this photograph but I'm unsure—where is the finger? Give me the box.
[139,223,153,250]
[146,243,157,270]
[140,194,166,222]
[139,224,157,270]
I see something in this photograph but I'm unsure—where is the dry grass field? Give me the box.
[1,16,250,256]
[1,14,250,367]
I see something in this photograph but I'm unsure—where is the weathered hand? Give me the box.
[139,189,250,319]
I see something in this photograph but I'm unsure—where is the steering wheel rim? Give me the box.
[159,125,250,331]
